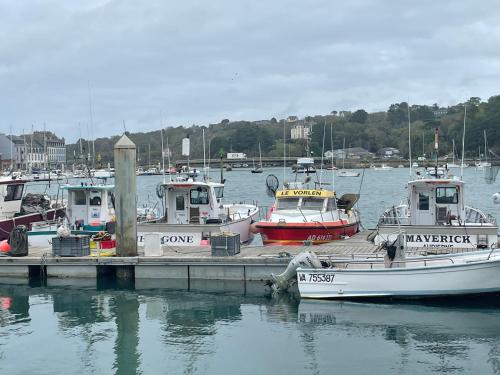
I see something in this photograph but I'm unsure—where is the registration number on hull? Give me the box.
[298,272,335,283]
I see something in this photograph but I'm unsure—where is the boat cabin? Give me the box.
[161,180,226,224]
[0,178,25,220]
[274,189,337,212]
[408,179,469,225]
[64,184,115,229]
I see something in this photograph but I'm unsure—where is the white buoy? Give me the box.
[493,192,500,204]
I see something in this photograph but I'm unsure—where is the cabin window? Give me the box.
[176,195,185,211]
[214,187,224,199]
[327,198,337,211]
[74,190,87,205]
[190,187,209,205]
[436,187,458,204]
[301,197,325,210]
[418,193,429,210]
[276,198,299,210]
[4,184,24,201]
[89,192,102,206]
[108,192,114,209]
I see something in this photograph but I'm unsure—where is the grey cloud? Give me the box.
[1,0,500,141]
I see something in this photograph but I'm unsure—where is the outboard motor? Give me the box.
[271,251,322,291]
[383,234,406,268]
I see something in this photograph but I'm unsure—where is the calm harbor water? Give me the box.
[4,166,500,374]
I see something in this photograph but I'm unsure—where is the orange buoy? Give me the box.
[0,240,10,253]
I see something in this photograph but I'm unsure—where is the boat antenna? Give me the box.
[87,80,96,170]
[434,127,439,176]
[460,104,466,180]
[283,119,286,184]
[319,120,326,186]
[407,99,412,177]
[330,121,335,191]
[202,128,206,180]
[166,132,172,182]
[161,127,166,184]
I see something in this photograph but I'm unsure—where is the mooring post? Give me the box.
[114,134,138,262]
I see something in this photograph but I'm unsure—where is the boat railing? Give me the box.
[465,206,497,225]
[339,256,456,270]
[378,205,410,225]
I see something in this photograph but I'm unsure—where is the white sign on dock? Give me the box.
[137,232,202,246]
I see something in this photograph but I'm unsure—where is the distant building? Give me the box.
[33,131,66,167]
[378,147,401,158]
[287,116,298,123]
[433,108,448,118]
[5,131,66,170]
[291,124,310,140]
[326,147,374,159]
[0,133,15,170]
[338,111,352,118]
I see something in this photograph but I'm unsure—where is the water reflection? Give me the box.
[0,281,499,374]
[298,299,500,374]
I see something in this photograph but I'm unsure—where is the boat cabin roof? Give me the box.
[161,180,223,189]
[63,184,115,191]
[408,178,463,190]
[276,189,335,199]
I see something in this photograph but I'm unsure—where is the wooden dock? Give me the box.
[0,231,381,282]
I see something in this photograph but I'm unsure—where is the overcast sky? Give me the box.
[1,0,499,142]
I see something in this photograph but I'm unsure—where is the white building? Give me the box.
[291,124,310,140]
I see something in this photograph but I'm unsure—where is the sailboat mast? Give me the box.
[408,101,412,176]
[460,105,466,179]
[342,138,346,169]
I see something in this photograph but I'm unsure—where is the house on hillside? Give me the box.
[378,147,401,158]
[325,147,374,159]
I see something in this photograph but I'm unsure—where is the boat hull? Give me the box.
[298,254,500,299]
[255,221,359,245]
[0,208,65,241]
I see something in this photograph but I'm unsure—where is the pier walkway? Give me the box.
[0,231,380,282]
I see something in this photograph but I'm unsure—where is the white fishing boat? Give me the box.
[27,183,116,246]
[137,177,259,246]
[293,158,316,174]
[425,166,446,177]
[296,246,500,299]
[374,176,498,250]
[371,164,393,171]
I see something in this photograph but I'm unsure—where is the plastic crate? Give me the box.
[52,235,91,257]
[211,233,240,256]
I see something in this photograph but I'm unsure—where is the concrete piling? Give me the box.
[114,134,138,259]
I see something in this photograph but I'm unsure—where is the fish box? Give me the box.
[211,233,240,256]
[52,235,91,257]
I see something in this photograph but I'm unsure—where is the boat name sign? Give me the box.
[277,190,334,198]
[137,232,202,246]
[405,234,474,248]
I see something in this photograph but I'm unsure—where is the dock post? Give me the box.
[114,134,138,264]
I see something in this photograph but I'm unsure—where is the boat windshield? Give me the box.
[276,198,299,210]
[436,187,458,204]
[214,187,224,199]
[301,197,325,211]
